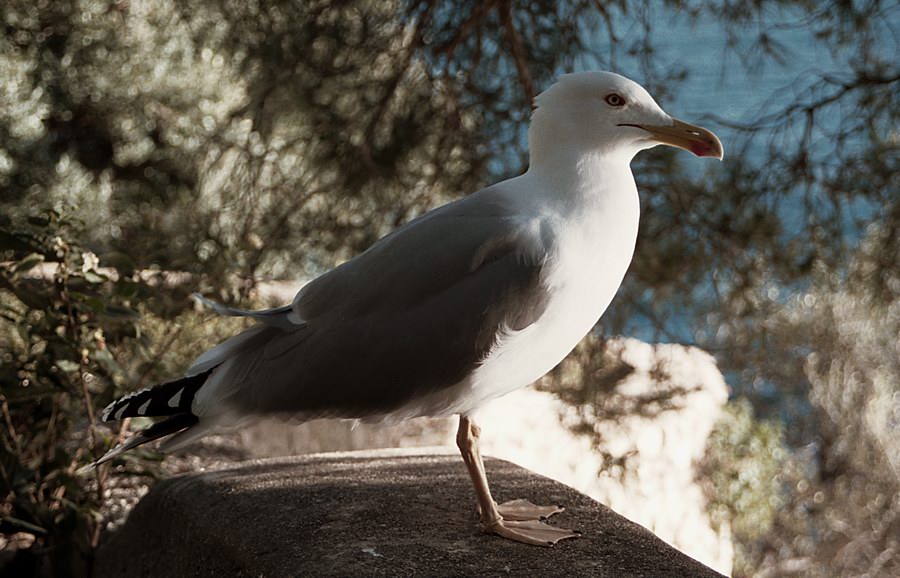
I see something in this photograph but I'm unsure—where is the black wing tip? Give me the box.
[101,387,150,422]
[102,370,212,422]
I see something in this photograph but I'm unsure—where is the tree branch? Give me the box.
[499,0,535,104]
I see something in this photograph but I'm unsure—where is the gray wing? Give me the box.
[221,188,555,418]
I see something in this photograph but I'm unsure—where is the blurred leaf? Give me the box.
[55,359,81,373]
[101,305,139,319]
[0,516,47,535]
[100,251,137,276]
[0,276,51,310]
[114,278,138,298]
[13,253,45,274]
[83,270,108,284]
[0,230,37,253]
[26,216,50,227]
[85,297,106,312]
[93,348,122,375]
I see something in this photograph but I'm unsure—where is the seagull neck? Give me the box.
[526,148,637,209]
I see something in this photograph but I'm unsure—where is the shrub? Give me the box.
[0,209,241,575]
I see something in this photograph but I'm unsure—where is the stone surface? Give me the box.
[95,449,725,578]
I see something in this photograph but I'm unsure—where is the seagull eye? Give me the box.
[605,94,625,107]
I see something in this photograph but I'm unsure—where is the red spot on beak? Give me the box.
[690,141,712,157]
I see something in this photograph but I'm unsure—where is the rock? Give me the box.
[95,449,725,578]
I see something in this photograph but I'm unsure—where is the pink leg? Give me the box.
[455,415,581,547]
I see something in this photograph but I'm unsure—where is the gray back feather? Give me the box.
[207,188,554,419]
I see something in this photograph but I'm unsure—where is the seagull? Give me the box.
[92,71,722,547]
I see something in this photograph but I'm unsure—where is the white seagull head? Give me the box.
[529,71,723,166]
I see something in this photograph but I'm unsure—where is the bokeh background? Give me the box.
[1,1,897,576]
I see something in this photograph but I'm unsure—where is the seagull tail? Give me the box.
[81,413,199,472]
[83,371,215,472]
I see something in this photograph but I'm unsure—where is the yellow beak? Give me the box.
[620,118,724,160]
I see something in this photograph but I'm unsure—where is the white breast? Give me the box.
[467,193,639,405]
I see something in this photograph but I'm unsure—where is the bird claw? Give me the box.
[485,518,582,547]
[479,498,581,546]
[496,498,565,521]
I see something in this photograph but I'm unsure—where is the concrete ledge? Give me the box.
[95,449,725,577]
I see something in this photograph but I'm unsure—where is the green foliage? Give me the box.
[0,211,143,574]
[701,399,786,576]
[0,211,248,574]
[758,224,900,578]
[704,225,900,577]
